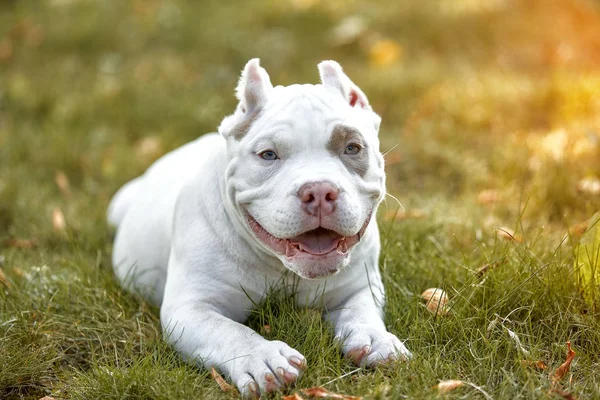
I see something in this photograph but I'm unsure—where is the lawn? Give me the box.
[1,0,600,399]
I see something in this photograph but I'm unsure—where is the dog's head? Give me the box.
[219,59,385,279]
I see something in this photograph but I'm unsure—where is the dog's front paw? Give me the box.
[230,340,306,398]
[336,324,411,367]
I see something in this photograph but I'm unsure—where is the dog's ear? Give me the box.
[236,58,273,114]
[318,60,372,110]
[219,59,273,139]
[318,60,381,132]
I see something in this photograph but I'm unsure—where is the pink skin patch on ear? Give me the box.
[349,90,365,108]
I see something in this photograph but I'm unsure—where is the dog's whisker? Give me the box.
[385,192,405,211]
[382,143,399,156]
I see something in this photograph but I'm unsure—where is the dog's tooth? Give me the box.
[338,240,348,253]
[285,241,297,257]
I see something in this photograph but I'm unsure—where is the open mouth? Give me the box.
[286,227,348,257]
[246,215,369,259]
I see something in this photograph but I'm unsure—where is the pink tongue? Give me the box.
[291,228,342,255]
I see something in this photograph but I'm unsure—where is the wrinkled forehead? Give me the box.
[246,84,376,145]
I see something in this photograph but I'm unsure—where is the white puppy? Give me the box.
[108,59,411,397]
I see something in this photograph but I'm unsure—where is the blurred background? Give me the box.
[1,0,600,243]
[2,0,600,250]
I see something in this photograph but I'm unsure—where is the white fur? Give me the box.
[108,59,410,398]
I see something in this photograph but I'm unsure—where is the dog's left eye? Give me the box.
[259,150,279,160]
[344,144,361,155]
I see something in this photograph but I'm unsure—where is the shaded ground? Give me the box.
[1,0,600,398]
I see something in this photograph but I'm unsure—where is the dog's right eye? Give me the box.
[259,150,279,161]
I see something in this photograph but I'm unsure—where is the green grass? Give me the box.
[2,0,600,398]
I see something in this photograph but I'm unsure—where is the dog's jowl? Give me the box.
[108,59,411,397]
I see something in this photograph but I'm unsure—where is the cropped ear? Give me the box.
[236,58,273,114]
[318,60,372,111]
[219,58,273,139]
[318,60,381,133]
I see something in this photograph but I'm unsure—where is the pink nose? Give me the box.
[298,182,339,217]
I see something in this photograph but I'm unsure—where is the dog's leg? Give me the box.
[161,268,306,398]
[324,285,412,367]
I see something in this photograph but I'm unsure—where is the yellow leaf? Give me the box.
[369,39,402,67]
[52,207,66,233]
[435,380,464,394]
[520,359,547,370]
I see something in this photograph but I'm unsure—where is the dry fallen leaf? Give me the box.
[568,219,590,238]
[551,388,577,400]
[520,360,547,371]
[300,387,362,399]
[283,393,306,400]
[39,397,57,400]
[2,238,38,249]
[210,367,237,393]
[52,207,66,233]
[421,288,449,315]
[435,380,464,394]
[477,262,499,278]
[552,341,576,385]
[55,171,71,197]
[12,267,29,280]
